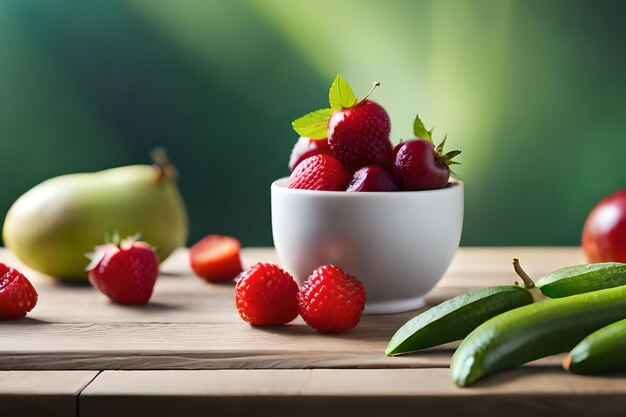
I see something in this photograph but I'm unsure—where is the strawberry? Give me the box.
[286,154,351,191]
[298,265,366,333]
[391,115,461,190]
[291,75,392,170]
[289,137,331,172]
[346,165,400,192]
[87,237,159,304]
[327,99,392,170]
[235,263,299,325]
[190,235,243,282]
[0,263,38,320]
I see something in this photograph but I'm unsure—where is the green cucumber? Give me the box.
[451,285,626,387]
[386,258,538,356]
[564,318,626,374]
[537,262,626,298]
[385,286,534,356]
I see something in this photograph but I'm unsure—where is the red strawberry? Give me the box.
[286,154,351,191]
[0,263,38,320]
[87,237,159,304]
[298,265,366,333]
[289,137,331,172]
[391,139,460,190]
[291,76,392,171]
[346,165,400,192]
[235,263,299,325]
[190,235,243,282]
[328,100,392,170]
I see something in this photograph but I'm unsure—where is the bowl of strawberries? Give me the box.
[272,76,463,314]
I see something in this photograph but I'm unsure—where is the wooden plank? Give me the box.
[0,319,450,370]
[0,247,583,324]
[80,369,626,417]
[0,371,98,417]
[1,282,468,325]
[0,316,567,370]
[0,287,563,371]
[0,247,581,370]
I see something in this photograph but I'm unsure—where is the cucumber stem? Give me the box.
[151,147,178,182]
[512,258,536,289]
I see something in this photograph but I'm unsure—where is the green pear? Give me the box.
[3,154,188,281]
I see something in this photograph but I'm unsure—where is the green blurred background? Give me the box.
[0,0,624,247]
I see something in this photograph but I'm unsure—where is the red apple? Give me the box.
[582,189,626,263]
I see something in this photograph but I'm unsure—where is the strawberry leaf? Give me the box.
[105,231,121,245]
[441,149,462,167]
[85,246,109,271]
[413,114,433,142]
[329,75,358,110]
[436,134,447,154]
[443,150,462,160]
[434,133,461,169]
[292,108,333,139]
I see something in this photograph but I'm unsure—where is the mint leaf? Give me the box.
[292,108,333,139]
[329,75,358,110]
[413,114,433,142]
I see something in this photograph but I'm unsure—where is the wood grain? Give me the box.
[0,320,567,370]
[0,371,98,417]
[3,247,584,324]
[0,247,582,371]
[80,369,626,417]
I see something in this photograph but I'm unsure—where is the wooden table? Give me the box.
[2,247,625,416]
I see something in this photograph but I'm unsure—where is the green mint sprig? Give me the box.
[291,109,333,139]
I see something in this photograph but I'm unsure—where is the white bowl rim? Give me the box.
[271,177,463,196]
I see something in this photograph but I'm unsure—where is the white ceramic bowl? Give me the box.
[271,178,464,314]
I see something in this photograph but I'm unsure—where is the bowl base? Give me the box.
[363,296,426,315]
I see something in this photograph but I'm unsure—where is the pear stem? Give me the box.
[151,147,178,182]
[512,258,536,289]
[360,81,380,103]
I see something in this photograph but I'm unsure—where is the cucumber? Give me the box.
[385,286,533,356]
[564,318,626,374]
[451,285,626,387]
[537,262,626,298]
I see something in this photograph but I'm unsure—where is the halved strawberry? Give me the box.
[190,235,243,282]
[0,263,38,320]
[346,165,400,192]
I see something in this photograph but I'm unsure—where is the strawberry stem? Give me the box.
[359,81,380,103]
